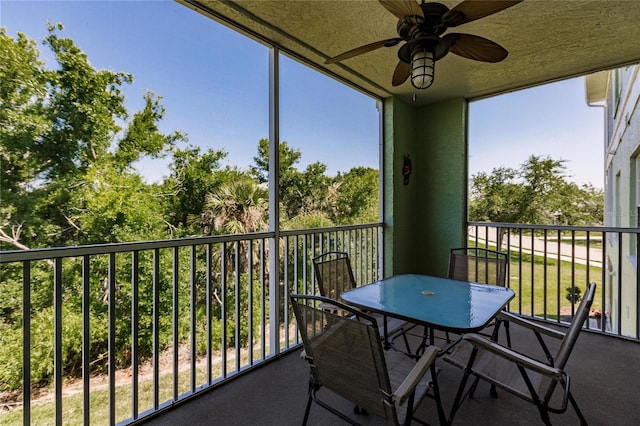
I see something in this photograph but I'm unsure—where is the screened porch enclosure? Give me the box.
[3,1,640,424]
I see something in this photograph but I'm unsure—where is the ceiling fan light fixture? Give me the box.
[410,46,435,90]
[328,1,521,91]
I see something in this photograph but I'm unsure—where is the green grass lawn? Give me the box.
[0,368,197,425]
[0,348,269,425]
[501,250,602,319]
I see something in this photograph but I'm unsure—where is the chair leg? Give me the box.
[430,363,447,426]
[466,376,497,399]
[383,316,391,348]
[311,386,364,426]
[468,377,480,398]
[489,384,498,398]
[568,392,588,425]
[388,325,417,358]
[302,387,314,425]
[491,318,512,348]
[491,319,501,342]
[404,390,417,426]
[448,368,472,425]
[504,321,512,348]
[536,405,553,426]
[416,328,426,356]
[448,350,479,424]
[383,317,412,354]
[400,331,412,355]
[518,367,554,426]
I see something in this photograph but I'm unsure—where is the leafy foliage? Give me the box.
[469,155,603,226]
[333,167,379,223]
[0,25,381,394]
[199,177,268,234]
[249,138,379,226]
[162,146,229,229]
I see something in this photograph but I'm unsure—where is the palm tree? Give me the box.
[192,177,269,283]
[198,177,268,235]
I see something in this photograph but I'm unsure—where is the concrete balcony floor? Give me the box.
[143,321,640,426]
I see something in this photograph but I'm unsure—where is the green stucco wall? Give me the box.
[384,96,467,277]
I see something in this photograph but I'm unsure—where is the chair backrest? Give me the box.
[554,282,596,369]
[542,282,596,402]
[290,294,398,422]
[313,251,357,301]
[448,247,507,286]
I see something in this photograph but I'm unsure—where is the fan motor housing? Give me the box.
[398,37,450,64]
[397,16,422,40]
[420,2,450,35]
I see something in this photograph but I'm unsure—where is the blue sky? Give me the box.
[2,0,604,188]
[469,78,604,188]
[1,0,380,181]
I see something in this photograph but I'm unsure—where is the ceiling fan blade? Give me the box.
[443,0,523,27]
[392,61,411,86]
[379,0,423,19]
[325,38,402,64]
[444,33,508,62]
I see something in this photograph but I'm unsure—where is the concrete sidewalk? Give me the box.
[470,227,603,268]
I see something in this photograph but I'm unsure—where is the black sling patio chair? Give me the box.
[448,247,508,286]
[290,294,445,425]
[446,247,510,344]
[443,282,596,425]
[312,251,413,350]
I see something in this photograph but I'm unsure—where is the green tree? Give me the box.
[1,27,52,250]
[333,167,379,223]
[469,155,604,230]
[195,176,268,235]
[0,24,184,250]
[115,91,183,168]
[249,137,301,184]
[553,182,604,225]
[249,139,381,225]
[0,25,186,391]
[40,23,132,180]
[0,28,49,194]
[468,166,521,224]
[280,161,332,219]
[162,146,230,230]
[250,139,335,222]
[517,155,571,224]
[0,24,383,395]
[250,138,309,220]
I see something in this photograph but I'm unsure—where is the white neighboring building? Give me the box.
[586,65,640,336]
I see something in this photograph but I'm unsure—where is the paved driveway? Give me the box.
[470,226,603,267]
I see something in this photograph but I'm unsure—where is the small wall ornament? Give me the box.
[403,154,412,185]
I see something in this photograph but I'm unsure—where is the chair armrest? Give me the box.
[463,334,563,379]
[497,311,565,340]
[393,345,439,405]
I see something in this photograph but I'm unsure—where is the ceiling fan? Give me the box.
[325,0,523,90]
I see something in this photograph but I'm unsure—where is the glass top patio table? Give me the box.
[340,274,515,333]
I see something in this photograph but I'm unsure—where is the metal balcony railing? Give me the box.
[468,222,640,341]
[3,221,638,425]
[0,224,383,425]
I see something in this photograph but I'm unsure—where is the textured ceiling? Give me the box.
[180,0,640,105]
